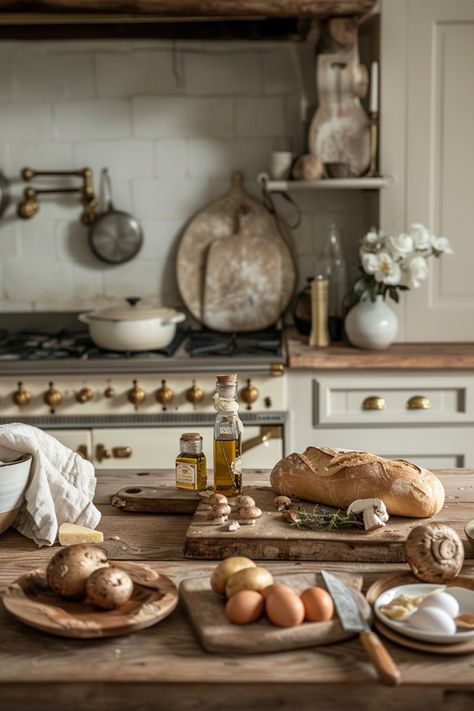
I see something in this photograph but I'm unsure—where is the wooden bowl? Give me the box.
[0,453,32,535]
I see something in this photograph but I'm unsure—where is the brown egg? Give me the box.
[261,583,293,600]
[225,590,265,625]
[265,587,305,628]
[300,587,334,622]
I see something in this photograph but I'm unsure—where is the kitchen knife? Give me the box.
[321,570,401,686]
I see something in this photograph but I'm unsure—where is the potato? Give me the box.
[210,556,256,596]
[86,567,134,610]
[46,544,108,599]
[225,566,274,599]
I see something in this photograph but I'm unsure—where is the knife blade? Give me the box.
[321,570,401,686]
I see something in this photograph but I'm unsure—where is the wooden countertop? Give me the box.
[286,330,474,370]
[1,468,473,711]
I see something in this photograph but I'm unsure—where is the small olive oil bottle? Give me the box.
[176,433,207,491]
[213,373,243,497]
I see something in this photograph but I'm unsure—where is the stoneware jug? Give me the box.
[344,295,398,349]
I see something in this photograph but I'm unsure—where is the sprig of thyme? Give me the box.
[284,505,364,531]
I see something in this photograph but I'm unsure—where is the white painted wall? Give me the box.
[0,40,374,312]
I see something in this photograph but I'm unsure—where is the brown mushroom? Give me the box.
[207,503,231,521]
[405,523,464,583]
[238,506,263,525]
[207,493,228,507]
[234,495,256,510]
[274,495,292,511]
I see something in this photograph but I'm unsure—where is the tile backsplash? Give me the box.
[0,40,374,312]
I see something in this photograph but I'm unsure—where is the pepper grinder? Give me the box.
[309,275,330,348]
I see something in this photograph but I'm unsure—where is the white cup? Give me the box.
[270,151,295,181]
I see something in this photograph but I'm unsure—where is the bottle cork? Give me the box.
[309,276,330,348]
[216,373,237,398]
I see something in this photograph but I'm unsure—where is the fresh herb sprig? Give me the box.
[284,505,364,531]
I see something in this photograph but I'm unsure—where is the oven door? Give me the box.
[91,426,284,470]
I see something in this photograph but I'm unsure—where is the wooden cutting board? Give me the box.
[111,486,201,514]
[180,570,368,654]
[203,218,283,332]
[183,485,471,563]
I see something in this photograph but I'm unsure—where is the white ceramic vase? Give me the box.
[344,295,398,350]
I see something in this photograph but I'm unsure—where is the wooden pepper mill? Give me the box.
[309,276,330,348]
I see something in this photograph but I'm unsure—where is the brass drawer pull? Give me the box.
[112,446,132,459]
[362,396,386,411]
[407,395,431,410]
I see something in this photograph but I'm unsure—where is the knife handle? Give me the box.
[359,630,401,686]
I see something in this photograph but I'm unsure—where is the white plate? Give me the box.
[374,583,474,644]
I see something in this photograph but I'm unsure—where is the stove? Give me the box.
[0,315,287,470]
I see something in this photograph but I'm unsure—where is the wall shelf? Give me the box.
[258,173,395,192]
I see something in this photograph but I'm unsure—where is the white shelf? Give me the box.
[258,173,395,192]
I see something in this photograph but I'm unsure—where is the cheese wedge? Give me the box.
[59,522,104,546]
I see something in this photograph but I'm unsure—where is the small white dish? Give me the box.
[374,583,474,645]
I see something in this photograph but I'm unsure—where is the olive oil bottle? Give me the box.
[176,433,207,491]
[213,373,243,497]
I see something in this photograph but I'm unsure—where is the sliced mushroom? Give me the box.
[347,498,389,532]
[405,523,464,583]
[234,495,256,510]
[274,495,292,511]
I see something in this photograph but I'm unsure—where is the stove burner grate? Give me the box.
[186,328,282,357]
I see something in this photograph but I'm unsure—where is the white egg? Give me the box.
[409,607,456,635]
[418,591,460,618]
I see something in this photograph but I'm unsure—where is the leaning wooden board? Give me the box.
[180,570,369,654]
[183,475,474,562]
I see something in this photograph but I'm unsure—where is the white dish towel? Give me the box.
[0,423,101,547]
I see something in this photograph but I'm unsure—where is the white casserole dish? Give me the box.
[79,299,185,352]
[0,453,33,535]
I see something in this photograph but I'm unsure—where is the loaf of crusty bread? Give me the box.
[270,447,445,518]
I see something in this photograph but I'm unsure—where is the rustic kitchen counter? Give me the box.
[286,330,474,369]
[0,469,473,711]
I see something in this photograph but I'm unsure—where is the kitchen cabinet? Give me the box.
[287,369,474,467]
[381,0,474,341]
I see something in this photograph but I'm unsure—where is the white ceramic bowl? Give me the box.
[0,453,33,535]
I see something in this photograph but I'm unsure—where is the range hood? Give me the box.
[0,1,377,40]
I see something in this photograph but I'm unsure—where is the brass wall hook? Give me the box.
[17,167,98,225]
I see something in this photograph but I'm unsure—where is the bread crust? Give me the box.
[270,447,445,518]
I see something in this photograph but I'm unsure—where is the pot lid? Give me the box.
[86,298,180,323]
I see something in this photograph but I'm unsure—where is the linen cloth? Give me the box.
[0,422,100,546]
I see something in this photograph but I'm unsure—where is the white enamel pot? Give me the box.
[0,453,33,535]
[79,298,186,352]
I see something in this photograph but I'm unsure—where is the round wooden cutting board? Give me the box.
[176,172,297,331]
[3,561,178,639]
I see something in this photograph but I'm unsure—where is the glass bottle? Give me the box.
[176,433,207,491]
[213,373,243,497]
[317,223,347,342]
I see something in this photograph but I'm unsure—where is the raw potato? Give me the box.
[210,557,256,596]
[46,544,108,599]
[225,566,274,599]
[86,567,134,610]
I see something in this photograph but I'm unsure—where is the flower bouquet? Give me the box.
[352,223,453,303]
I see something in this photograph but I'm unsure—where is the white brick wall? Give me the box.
[0,39,371,312]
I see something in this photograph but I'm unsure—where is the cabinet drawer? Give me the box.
[315,374,474,426]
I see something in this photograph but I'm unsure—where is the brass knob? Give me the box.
[127,380,146,409]
[362,396,386,411]
[407,395,431,410]
[77,444,89,460]
[96,443,113,463]
[75,387,93,404]
[271,363,284,377]
[12,382,31,407]
[156,379,174,407]
[104,385,116,398]
[241,378,259,409]
[44,382,62,409]
[111,446,132,459]
[186,380,204,406]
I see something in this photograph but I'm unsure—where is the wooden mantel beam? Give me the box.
[0,1,378,22]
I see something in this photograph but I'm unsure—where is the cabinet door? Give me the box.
[44,429,92,461]
[381,0,474,341]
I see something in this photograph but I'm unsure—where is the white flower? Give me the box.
[431,235,453,254]
[409,223,431,250]
[406,255,429,288]
[361,229,382,251]
[387,233,414,260]
[363,251,401,285]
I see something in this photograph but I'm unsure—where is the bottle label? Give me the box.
[176,462,196,485]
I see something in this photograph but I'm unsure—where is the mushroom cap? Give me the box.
[274,495,292,511]
[235,495,256,510]
[207,503,231,520]
[208,493,228,506]
[239,506,263,520]
[405,522,464,583]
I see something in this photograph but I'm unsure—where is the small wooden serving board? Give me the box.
[179,571,368,654]
[111,486,201,514]
[183,486,470,563]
